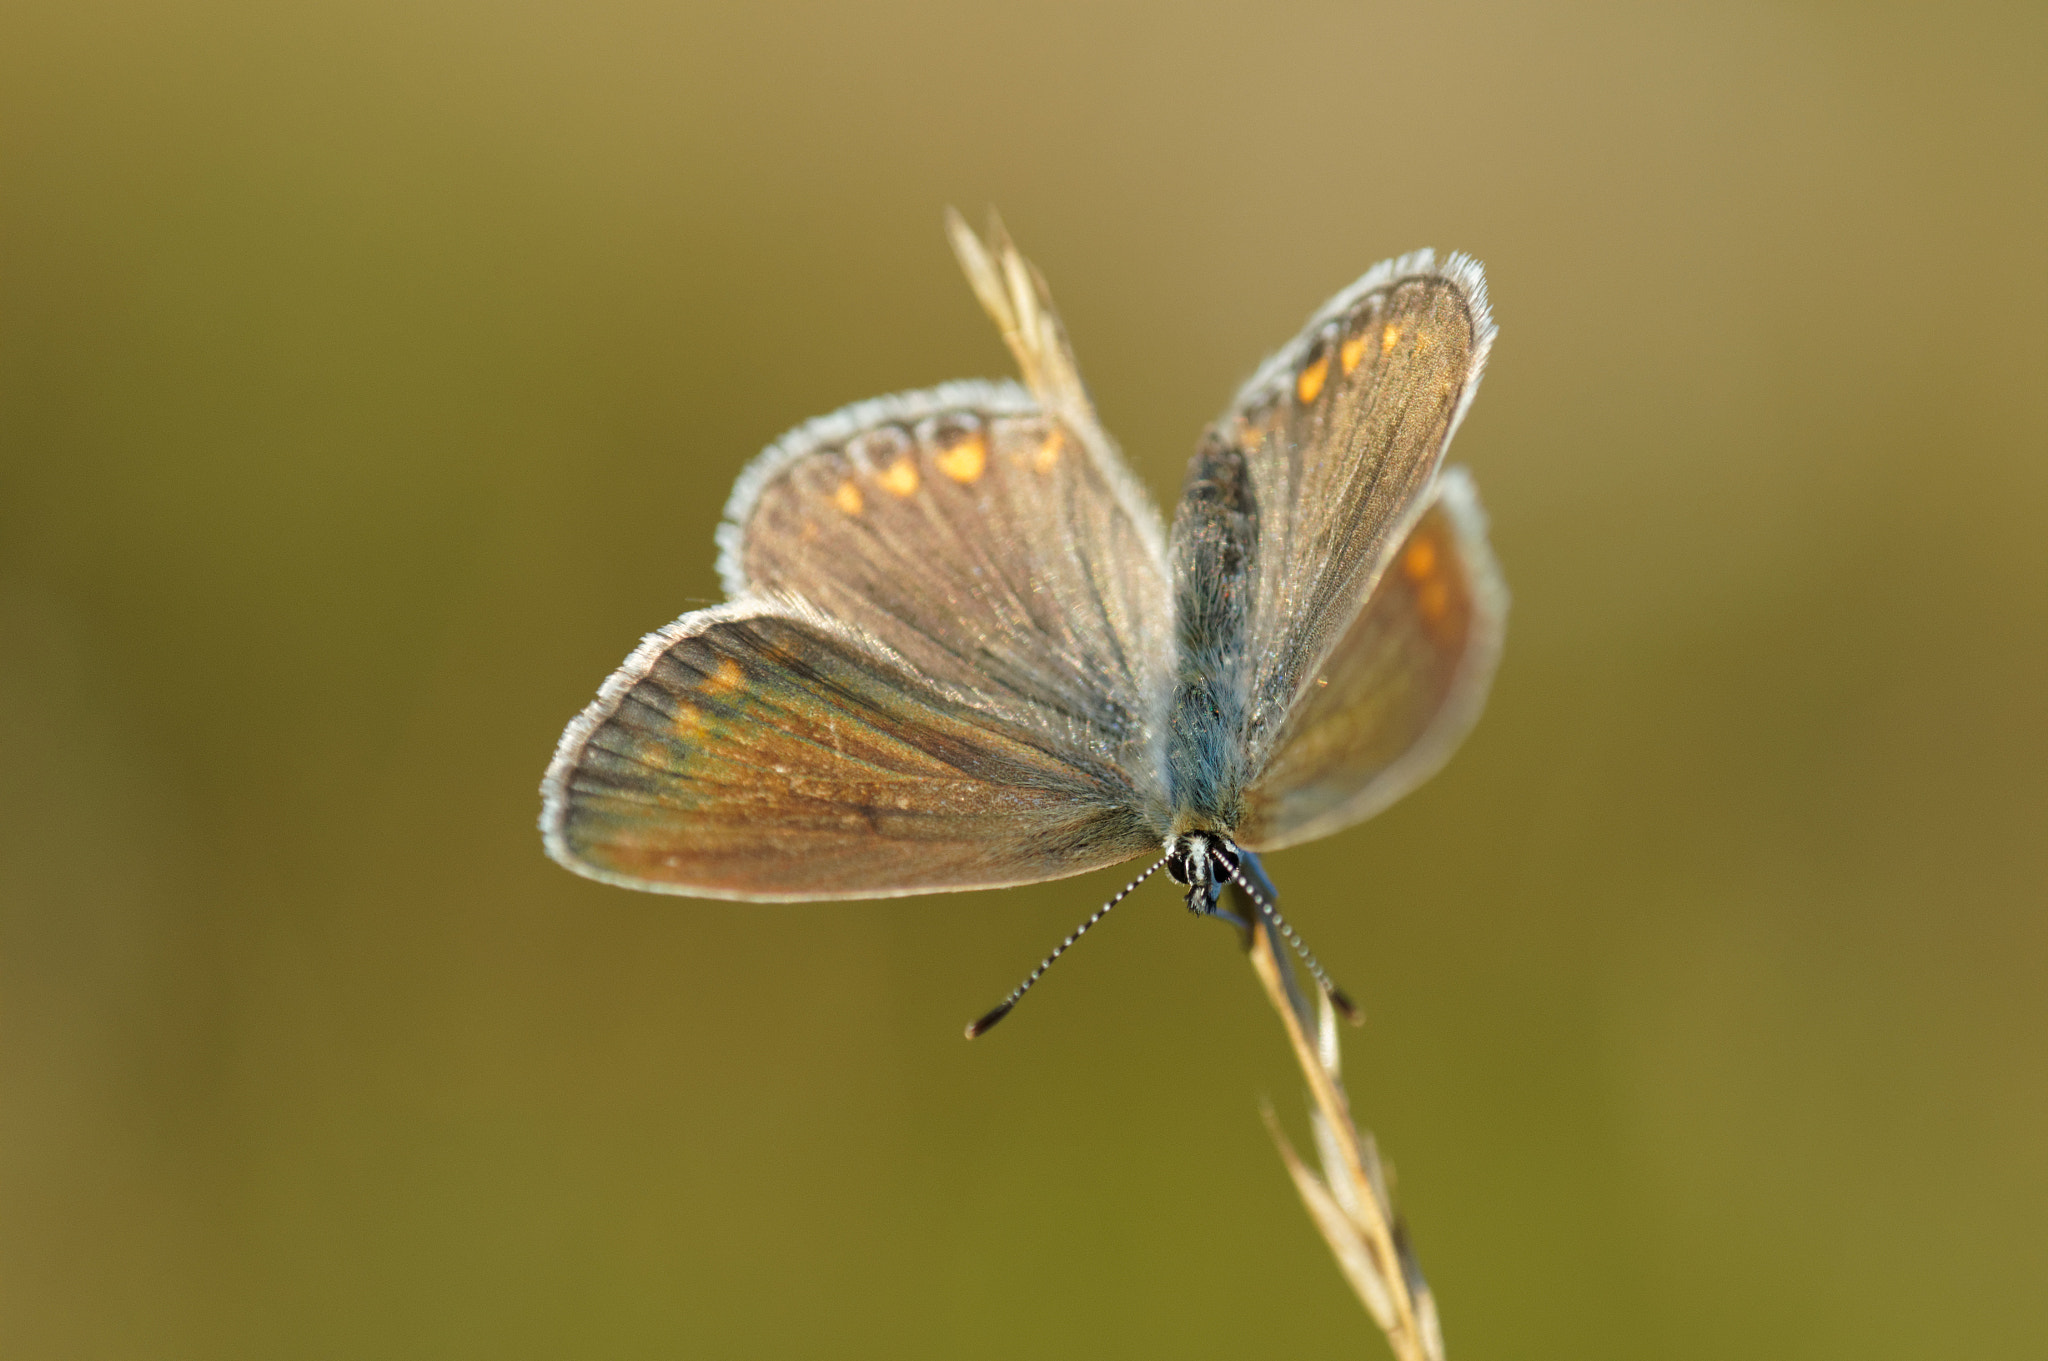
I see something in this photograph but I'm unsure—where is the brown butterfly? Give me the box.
[540,213,1505,1034]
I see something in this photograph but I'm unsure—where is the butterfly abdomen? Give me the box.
[1165,433,1260,834]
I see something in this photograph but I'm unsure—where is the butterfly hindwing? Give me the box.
[1237,469,1506,850]
[541,602,1161,900]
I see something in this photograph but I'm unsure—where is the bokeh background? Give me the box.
[4,2,2044,1357]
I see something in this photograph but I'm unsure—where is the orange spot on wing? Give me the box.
[1031,429,1063,473]
[671,702,702,737]
[1401,536,1439,582]
[936,431,987,483]
[1381,323,1403,354]
[1340,332,1369,375]
[832,480,863,515]
[1417,578,1450,623]
[878,455,920,497]
[1296,352,1329,404]
[702,658,746,694]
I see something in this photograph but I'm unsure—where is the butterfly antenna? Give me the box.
[965,856,1169,1039]
[1224,861,1362,1025]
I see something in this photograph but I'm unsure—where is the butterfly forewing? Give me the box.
[1238,469,1506,850]
[720,380,1172,787]
[543,379,1175,899]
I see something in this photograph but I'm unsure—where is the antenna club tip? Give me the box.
[965,1003,1014,1039]
[1330,989,1364,1025]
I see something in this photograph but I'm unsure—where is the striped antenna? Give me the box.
[1225,860,1362,1025]
[965,856,1170,1039]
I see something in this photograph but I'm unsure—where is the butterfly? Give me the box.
[540,212,1505,1035]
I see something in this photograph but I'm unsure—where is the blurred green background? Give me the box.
[3,1,2044,1357]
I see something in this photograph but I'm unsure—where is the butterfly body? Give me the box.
[541,217,1505,920]
[1165,438,1261,840]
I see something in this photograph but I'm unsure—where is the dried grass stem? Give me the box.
[1237,890,1445,1361]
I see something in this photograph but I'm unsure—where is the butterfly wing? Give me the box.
[1236,469,1505,850]
[715,381,1171,778]
[540,601,1162,900]
[543,222,1176,899]
[1164,251,1500,839]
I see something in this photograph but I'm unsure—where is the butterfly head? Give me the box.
[1165,832,1240,915]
